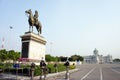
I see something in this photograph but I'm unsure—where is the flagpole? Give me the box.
[7,26,13,78]
[9,26,13,50]
[1,37,4,49]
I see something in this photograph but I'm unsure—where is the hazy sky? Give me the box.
[0,0,120,58]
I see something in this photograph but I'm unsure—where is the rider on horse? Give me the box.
[34,10,39,25]
[25,9,42,35]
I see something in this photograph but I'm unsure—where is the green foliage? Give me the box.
[58,55,83,62]
[69,54,83,61]
[0,49,8,61]
[0,62,75,76]
[59,56,67,62]
[57,64,66,72]
[45,54,52,62]
[69,65,76,69]
[0,49,20,61]
[113,58,120,62]
[47,64,55,73]
[34,63,68,76]
[0,63,4,69]
[45,54,59,62]
[8,50,20,60]
[45,54,83,62]
[0,49,7,54]
[34,65,41,76]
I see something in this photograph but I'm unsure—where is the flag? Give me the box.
[10,26,13,29]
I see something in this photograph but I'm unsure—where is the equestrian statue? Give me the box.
[25,9,42,35]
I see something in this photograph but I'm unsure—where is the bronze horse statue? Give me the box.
[25,9,42,35]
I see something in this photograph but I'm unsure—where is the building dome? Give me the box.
[93,48,99,56]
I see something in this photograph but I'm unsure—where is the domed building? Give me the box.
[83,48,113,64]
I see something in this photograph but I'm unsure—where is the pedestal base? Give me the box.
[20,32,47,60]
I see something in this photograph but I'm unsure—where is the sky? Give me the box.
[0,0,120,59]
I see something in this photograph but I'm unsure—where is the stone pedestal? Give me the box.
[20,32,46,60]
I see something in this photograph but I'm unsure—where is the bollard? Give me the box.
[40,67,45,80]
[64,58,70,80]
[40,59,46,80]
[54,63,58,73]
[13,61,20,80]
[66,66,70,80]
[30,62,35,80]
[16,67,18,80]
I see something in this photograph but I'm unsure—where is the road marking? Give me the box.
[111,68,120,74]
[80,67,96,80]
[100,68,103,80]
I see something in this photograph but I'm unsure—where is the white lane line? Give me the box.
[100,68,103,80]
[80,67,96,80]
[111,68,120,74]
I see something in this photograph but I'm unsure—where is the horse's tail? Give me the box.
[38,21,42,34]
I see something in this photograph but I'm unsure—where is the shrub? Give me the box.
[47,64,55,73]
[57,64,66,72]
[0,62,76,76]
[69,65,76,69]
[34,65,41,76]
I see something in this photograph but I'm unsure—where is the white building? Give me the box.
[84,48,113,64]
[103,55,113,63]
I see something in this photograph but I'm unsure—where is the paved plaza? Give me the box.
[0,63,120,80]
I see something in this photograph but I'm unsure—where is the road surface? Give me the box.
[0,63,120,80]
[68,64,120,80]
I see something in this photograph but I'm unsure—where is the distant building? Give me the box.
[84,48,113,64]
[103,55,113,63]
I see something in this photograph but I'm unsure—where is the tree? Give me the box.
[45,54,83,62]
[15,52,20,60]
[0,49,20,61]
[59,56,67,62]
[0,49,8,61]
[45,54,59,62]
[113,58,120,62]
[8,50,20,61]
[69,54,83,61]
[56,56,60,62]
[45,54,52,62]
